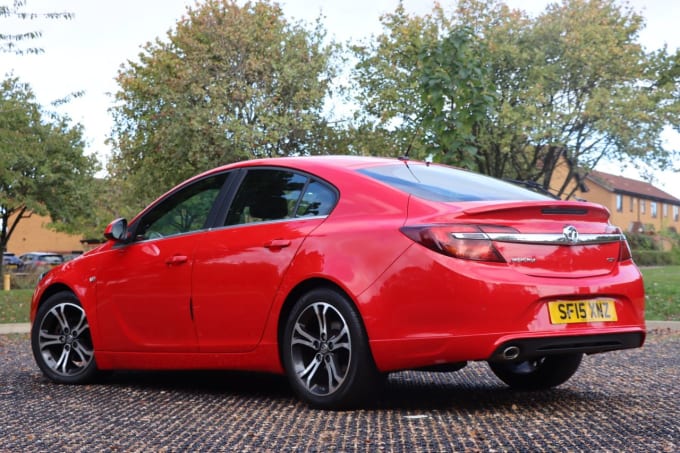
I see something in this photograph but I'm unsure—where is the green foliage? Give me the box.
[417,26,496,166]
[348,4,444,159]
[109,0,338,207]
[625,232,660,251]
[348,0,680,190]
[0,76,99,274]
[0,1,73,55]
[633,250,676,266]
[626,231,680,266]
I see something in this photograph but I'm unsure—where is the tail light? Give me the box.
[400,225,514,262]
[606,226,633,262]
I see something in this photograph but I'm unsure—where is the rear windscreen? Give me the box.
[358,163,551,202]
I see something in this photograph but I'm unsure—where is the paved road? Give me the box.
[1,330,678,452]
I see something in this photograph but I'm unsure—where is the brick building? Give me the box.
[549,158,680,234]
[5,211,84,256]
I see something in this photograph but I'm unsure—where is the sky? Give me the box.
[2,0,680,197]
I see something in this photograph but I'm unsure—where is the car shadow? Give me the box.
[95,367,596,412]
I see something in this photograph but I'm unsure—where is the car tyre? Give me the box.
[31,291,98,384]
[488,353,583,390]
[282,287,379,409]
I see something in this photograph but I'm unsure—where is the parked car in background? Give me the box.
[29,156,645,409]
[20,252,64,272]
[62,252,83,262]
[2,252,24,271]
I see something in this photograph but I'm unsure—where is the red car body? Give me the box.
[30,156,645,408]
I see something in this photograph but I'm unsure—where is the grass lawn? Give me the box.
[1,266,678,324]
[640,266,680,321]
[0,289,33,324]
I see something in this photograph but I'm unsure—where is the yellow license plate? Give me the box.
[548,299,617,324]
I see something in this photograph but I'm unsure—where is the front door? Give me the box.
[95,172,230,352]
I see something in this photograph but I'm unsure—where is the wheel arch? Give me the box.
[35,283,77,312]
[276,277,375,362]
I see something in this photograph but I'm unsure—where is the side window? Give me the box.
[226,169,307,226]
[296,180,337,217]
[137,173,229,239]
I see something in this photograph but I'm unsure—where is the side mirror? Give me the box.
[104,218,128,242]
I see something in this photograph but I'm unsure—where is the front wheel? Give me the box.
[488,353,583,390]
[281,288,379,409]
[31,291,98,384]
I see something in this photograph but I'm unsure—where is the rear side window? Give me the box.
[358,163,551,202]
[225,169,338,226]
[296,181,336,217]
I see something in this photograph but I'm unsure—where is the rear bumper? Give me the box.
[369,327,645,372]
[488,331,645,363]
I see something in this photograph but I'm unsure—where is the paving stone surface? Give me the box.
[1,331,678,452]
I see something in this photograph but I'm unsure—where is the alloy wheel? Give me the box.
[36,302,94,378]
[289,301,352,397]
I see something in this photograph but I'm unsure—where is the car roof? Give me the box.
[207,155,408,177]
[21,252,62,256]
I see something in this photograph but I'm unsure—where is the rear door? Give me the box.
[191,168,337,352]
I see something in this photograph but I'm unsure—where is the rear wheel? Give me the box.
[488,353,582,390]
[31,291,98,384]
[281,288,379,409]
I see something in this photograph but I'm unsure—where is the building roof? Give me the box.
[587,170,680,205]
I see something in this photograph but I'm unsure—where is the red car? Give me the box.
[30,156,645,408]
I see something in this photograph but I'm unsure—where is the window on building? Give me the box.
[651,201,657,218]
[616,194,623,212]
[640,200,645,215]
[630,197,635,212]
[674,205,679,222]
[663,203,668,217]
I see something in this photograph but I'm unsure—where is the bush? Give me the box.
[5,271,40,290]
[625,232,659,250]
[632,250,675,266]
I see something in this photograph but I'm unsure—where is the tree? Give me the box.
[109,0,338,207]
[349,4,496,163]
[1,0,73,55]
[348,4,442,159]
[349,0,680,198]
[462,0,680,197]
[417,26,497,166]
[0,76,99,275]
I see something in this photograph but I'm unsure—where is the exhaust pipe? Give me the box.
[502,345,521,361]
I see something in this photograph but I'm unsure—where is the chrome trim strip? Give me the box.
[452,232,624,245]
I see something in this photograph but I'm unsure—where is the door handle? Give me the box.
[165,255,188,266]
[264,239,291,249]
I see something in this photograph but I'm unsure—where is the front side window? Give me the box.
[651,202,658,218]
[616,194,623,212]
[137,173,229,239]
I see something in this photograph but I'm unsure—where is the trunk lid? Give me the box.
[411,200,627,278]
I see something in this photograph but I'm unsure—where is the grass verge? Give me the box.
[1,266,678,324]
[640,266,680,321]
[0,289,33,323]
